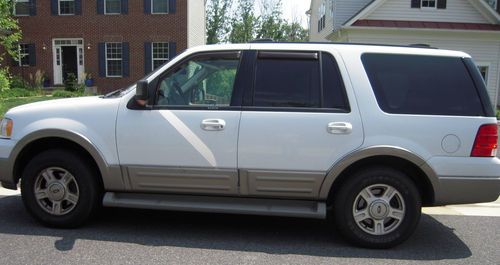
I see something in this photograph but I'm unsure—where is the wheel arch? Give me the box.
[10,129,122,190]
[320,146,437,206]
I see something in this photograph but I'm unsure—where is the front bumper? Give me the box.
[0,138,17,190]
[425,157,500,206]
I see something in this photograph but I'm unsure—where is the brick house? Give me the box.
[7,0,205,93]
[309,0,500,108]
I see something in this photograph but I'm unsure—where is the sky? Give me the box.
[281,0,312,28]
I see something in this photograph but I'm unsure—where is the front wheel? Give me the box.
[332,167,421,248]
[21,149,102,228]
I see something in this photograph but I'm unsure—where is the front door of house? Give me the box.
[53,39,85,85]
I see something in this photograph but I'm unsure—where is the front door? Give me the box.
[52,39,85,84]
[116,51,244,195]
[62,46,78,81]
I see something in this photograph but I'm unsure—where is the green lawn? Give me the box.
[0,96,60,119]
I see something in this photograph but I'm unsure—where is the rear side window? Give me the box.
[253,53,321,108]
[362,53,485,116]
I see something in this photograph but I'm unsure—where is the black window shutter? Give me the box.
[169,0,176,13]
[98,43,106,77]
[29,0,37,16]
[144,42,152,74]
[121,0,128,14]
[28,44,36,66]
[75,0,82,15]
[144,0,151,14]
[50,0,58,15]
[411,0,420,8]
[437,0,447,9]
[169,42,177,59]
[97,0,104,14]
[122,42,130,77]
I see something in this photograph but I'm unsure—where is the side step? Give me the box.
[103,192,326,219]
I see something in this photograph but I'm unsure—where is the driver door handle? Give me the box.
[201,119,226,131]
[327,122,352,134]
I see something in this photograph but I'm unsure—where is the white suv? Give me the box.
[1,43,499,248]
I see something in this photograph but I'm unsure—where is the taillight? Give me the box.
[471,124,498,157]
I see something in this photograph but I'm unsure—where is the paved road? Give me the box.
[0,189,499,265]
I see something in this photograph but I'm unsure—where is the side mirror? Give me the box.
[135,80,149,105]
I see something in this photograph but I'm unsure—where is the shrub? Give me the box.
[0,88,39,98]
[10,75,29,90]
[64,73,78,92]
[0,68,10,92]
[52,90,82,98]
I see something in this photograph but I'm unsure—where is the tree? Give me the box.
[0,0,22,62]
[281,22,309,42]
[206,0,232,44]
[228,0,257,44]
[256,0,286,41]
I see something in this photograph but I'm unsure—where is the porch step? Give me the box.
[103,192,327,219]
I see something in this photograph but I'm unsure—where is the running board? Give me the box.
[103,192,326,219]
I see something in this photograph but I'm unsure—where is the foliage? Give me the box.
[64,73,78,92]
[206,0,232,44]
[52,89,84,98]
[0,67,10,92]
[0,0,22,61]
[10,74,27,89]
[228,0,258,43]
[255,0,286,41]
[205,69,236,103]
[28,69,45,90]
[281,22,309,42]
[0,87,40,98]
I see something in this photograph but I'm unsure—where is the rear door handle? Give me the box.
[201,119,226,131]
[327,122,352,134]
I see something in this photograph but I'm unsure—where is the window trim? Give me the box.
[421,0,437,9]
[18,44,30,67]
[476,62,490,85]
[58,0,76,15]
[14,0,30,16]
[104,0,122,15]
[105,42,123,78]
[152,42,170,70]
[151,0,169,14]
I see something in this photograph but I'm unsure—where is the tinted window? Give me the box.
[254,54,320,108]
[322,53,349,111]
[362,54,484,116]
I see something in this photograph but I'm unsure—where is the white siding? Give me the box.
[345,29,500,107]
[334,0,373,29]
[187,0,206,48]
[367,0,491,23]
[309,0,335,42]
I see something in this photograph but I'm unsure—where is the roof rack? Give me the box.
[249,38,275,43]
[246,41,439,49]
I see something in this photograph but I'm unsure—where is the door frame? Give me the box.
[52,38,85,85]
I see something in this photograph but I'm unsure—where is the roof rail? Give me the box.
[249,38,275,43]
[408,43,437,49]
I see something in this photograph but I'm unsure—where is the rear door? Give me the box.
[237,50,364,199]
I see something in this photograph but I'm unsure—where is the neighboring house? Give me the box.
[6,0,205,93]
[309,0,500,108]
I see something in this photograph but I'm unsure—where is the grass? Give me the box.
[0,96,60,119]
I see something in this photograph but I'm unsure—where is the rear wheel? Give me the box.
[332,167,421,248]
[21,149,102,228]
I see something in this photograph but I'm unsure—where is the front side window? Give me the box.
[105,0,121,14]
[152,42,169,70]
[14,0,30,16]
[18,44,30,66]
[59,0,75,15]
[152,0,168,14]
[253,53,321,108]
[156,53,239,107]
[421,0,436,8]
[106,42,123,77]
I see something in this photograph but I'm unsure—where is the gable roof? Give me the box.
[344,0,500,28]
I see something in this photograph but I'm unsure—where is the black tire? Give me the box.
[21,149,102,228]
[332,167,421,248]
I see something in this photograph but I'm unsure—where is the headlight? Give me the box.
[0,118,13,138]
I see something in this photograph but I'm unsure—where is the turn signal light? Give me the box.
[471,124,498,157]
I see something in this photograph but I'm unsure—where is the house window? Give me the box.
[18,44,30,66]
[152,0,169,14]
[14,0,30,16]
[105,0,121,14]
[59,0,75,15]
[106,43,123,77]
[477,65,489,85]
[421,0,436,8]
[152,42,169,70]
[318,1,326,32]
